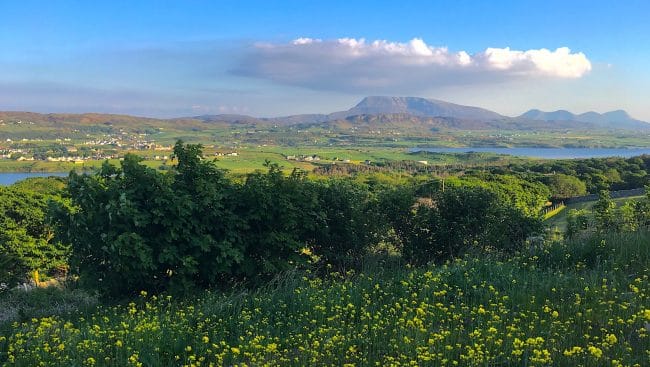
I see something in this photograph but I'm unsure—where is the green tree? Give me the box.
[593,190,617,232]
[546,174,587,200]
[565,209,591,238]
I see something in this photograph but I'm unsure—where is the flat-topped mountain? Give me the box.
[519,109,649,129]
[328,96,505,121]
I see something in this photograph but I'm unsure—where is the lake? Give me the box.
[410,147,650,159]
[0,172,69,186]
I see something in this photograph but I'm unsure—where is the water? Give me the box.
[410,147,650,159]
[0,172,69,186]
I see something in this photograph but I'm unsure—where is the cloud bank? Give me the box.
[234,38,592,92]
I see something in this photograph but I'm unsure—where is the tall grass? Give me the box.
[1,231,648,366]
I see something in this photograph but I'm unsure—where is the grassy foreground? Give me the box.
[1,232,649,367]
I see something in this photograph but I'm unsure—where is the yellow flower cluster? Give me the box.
[1,252,648,366]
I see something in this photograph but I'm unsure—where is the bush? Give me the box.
[55,143,245,297]
[235,165,315,280]
[53,142,547,297]
[400,186,542,265]
[308,179,379,269]
[0,185,69,287]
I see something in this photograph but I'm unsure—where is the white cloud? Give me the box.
[234,37,592,92]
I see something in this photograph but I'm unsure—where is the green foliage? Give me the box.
[0,286,97,325]
[506,155,650,193]
[9,177,67,196]
[390,186,542,265]
[445,174,550,216]
[593,190,617,232]
[236,165,314,279]
[0,183,69,287]
[52,141,552,296]
[309,179,378,269]
[565,209,591,238]
[4,230,648,366]
[545,173,587,200]
[55,143,244,296]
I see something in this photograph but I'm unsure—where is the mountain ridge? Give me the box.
[2,97,648,131]
[518,108,648,129]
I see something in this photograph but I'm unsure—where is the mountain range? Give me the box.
[517,108,648,129]
[2,96,649,131]
[195,96,649,130]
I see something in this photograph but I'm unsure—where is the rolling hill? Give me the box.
[518,109,649,129]
[2,97,649,134]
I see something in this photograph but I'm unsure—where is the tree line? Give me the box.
[41,142,540,297]
[6,142,648,297]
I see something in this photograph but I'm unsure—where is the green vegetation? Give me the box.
[546,195,647,231]
[502,155,650,194]
[0,178,69,287]
[1,142,650,366]
[1,230,648,366]
[49,142,543,297]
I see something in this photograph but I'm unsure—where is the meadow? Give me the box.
[1,231,648,366]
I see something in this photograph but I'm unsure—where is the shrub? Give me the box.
[55,143,244,296]
[401,186,542,265]
[0,185,68,287]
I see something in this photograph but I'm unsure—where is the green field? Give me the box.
[0,145,528,174]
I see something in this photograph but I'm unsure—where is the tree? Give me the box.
[546,174,587,200]
[566,209,591,238]
[593,190,617,232]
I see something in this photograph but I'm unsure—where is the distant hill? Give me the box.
[328,96,505,121]
[518,109,650,130]
[2,97,649,134]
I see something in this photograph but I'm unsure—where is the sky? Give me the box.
[1,0,649,120]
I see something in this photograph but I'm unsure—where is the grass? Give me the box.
[0,145,529,175]
[543,204,566,220]
[1,230,648,366]
[0,286,98,326]
[546,196,645,231]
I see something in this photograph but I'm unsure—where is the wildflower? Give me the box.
[605,333,617,344]
[588,346,603,359]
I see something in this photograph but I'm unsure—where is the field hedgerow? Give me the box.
[1,231,649,367]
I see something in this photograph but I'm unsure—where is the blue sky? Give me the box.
[1,0,649,119]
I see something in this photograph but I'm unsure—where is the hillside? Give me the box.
[328,96,506,121]
[2,97,649,137]
[519,108,650,129]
